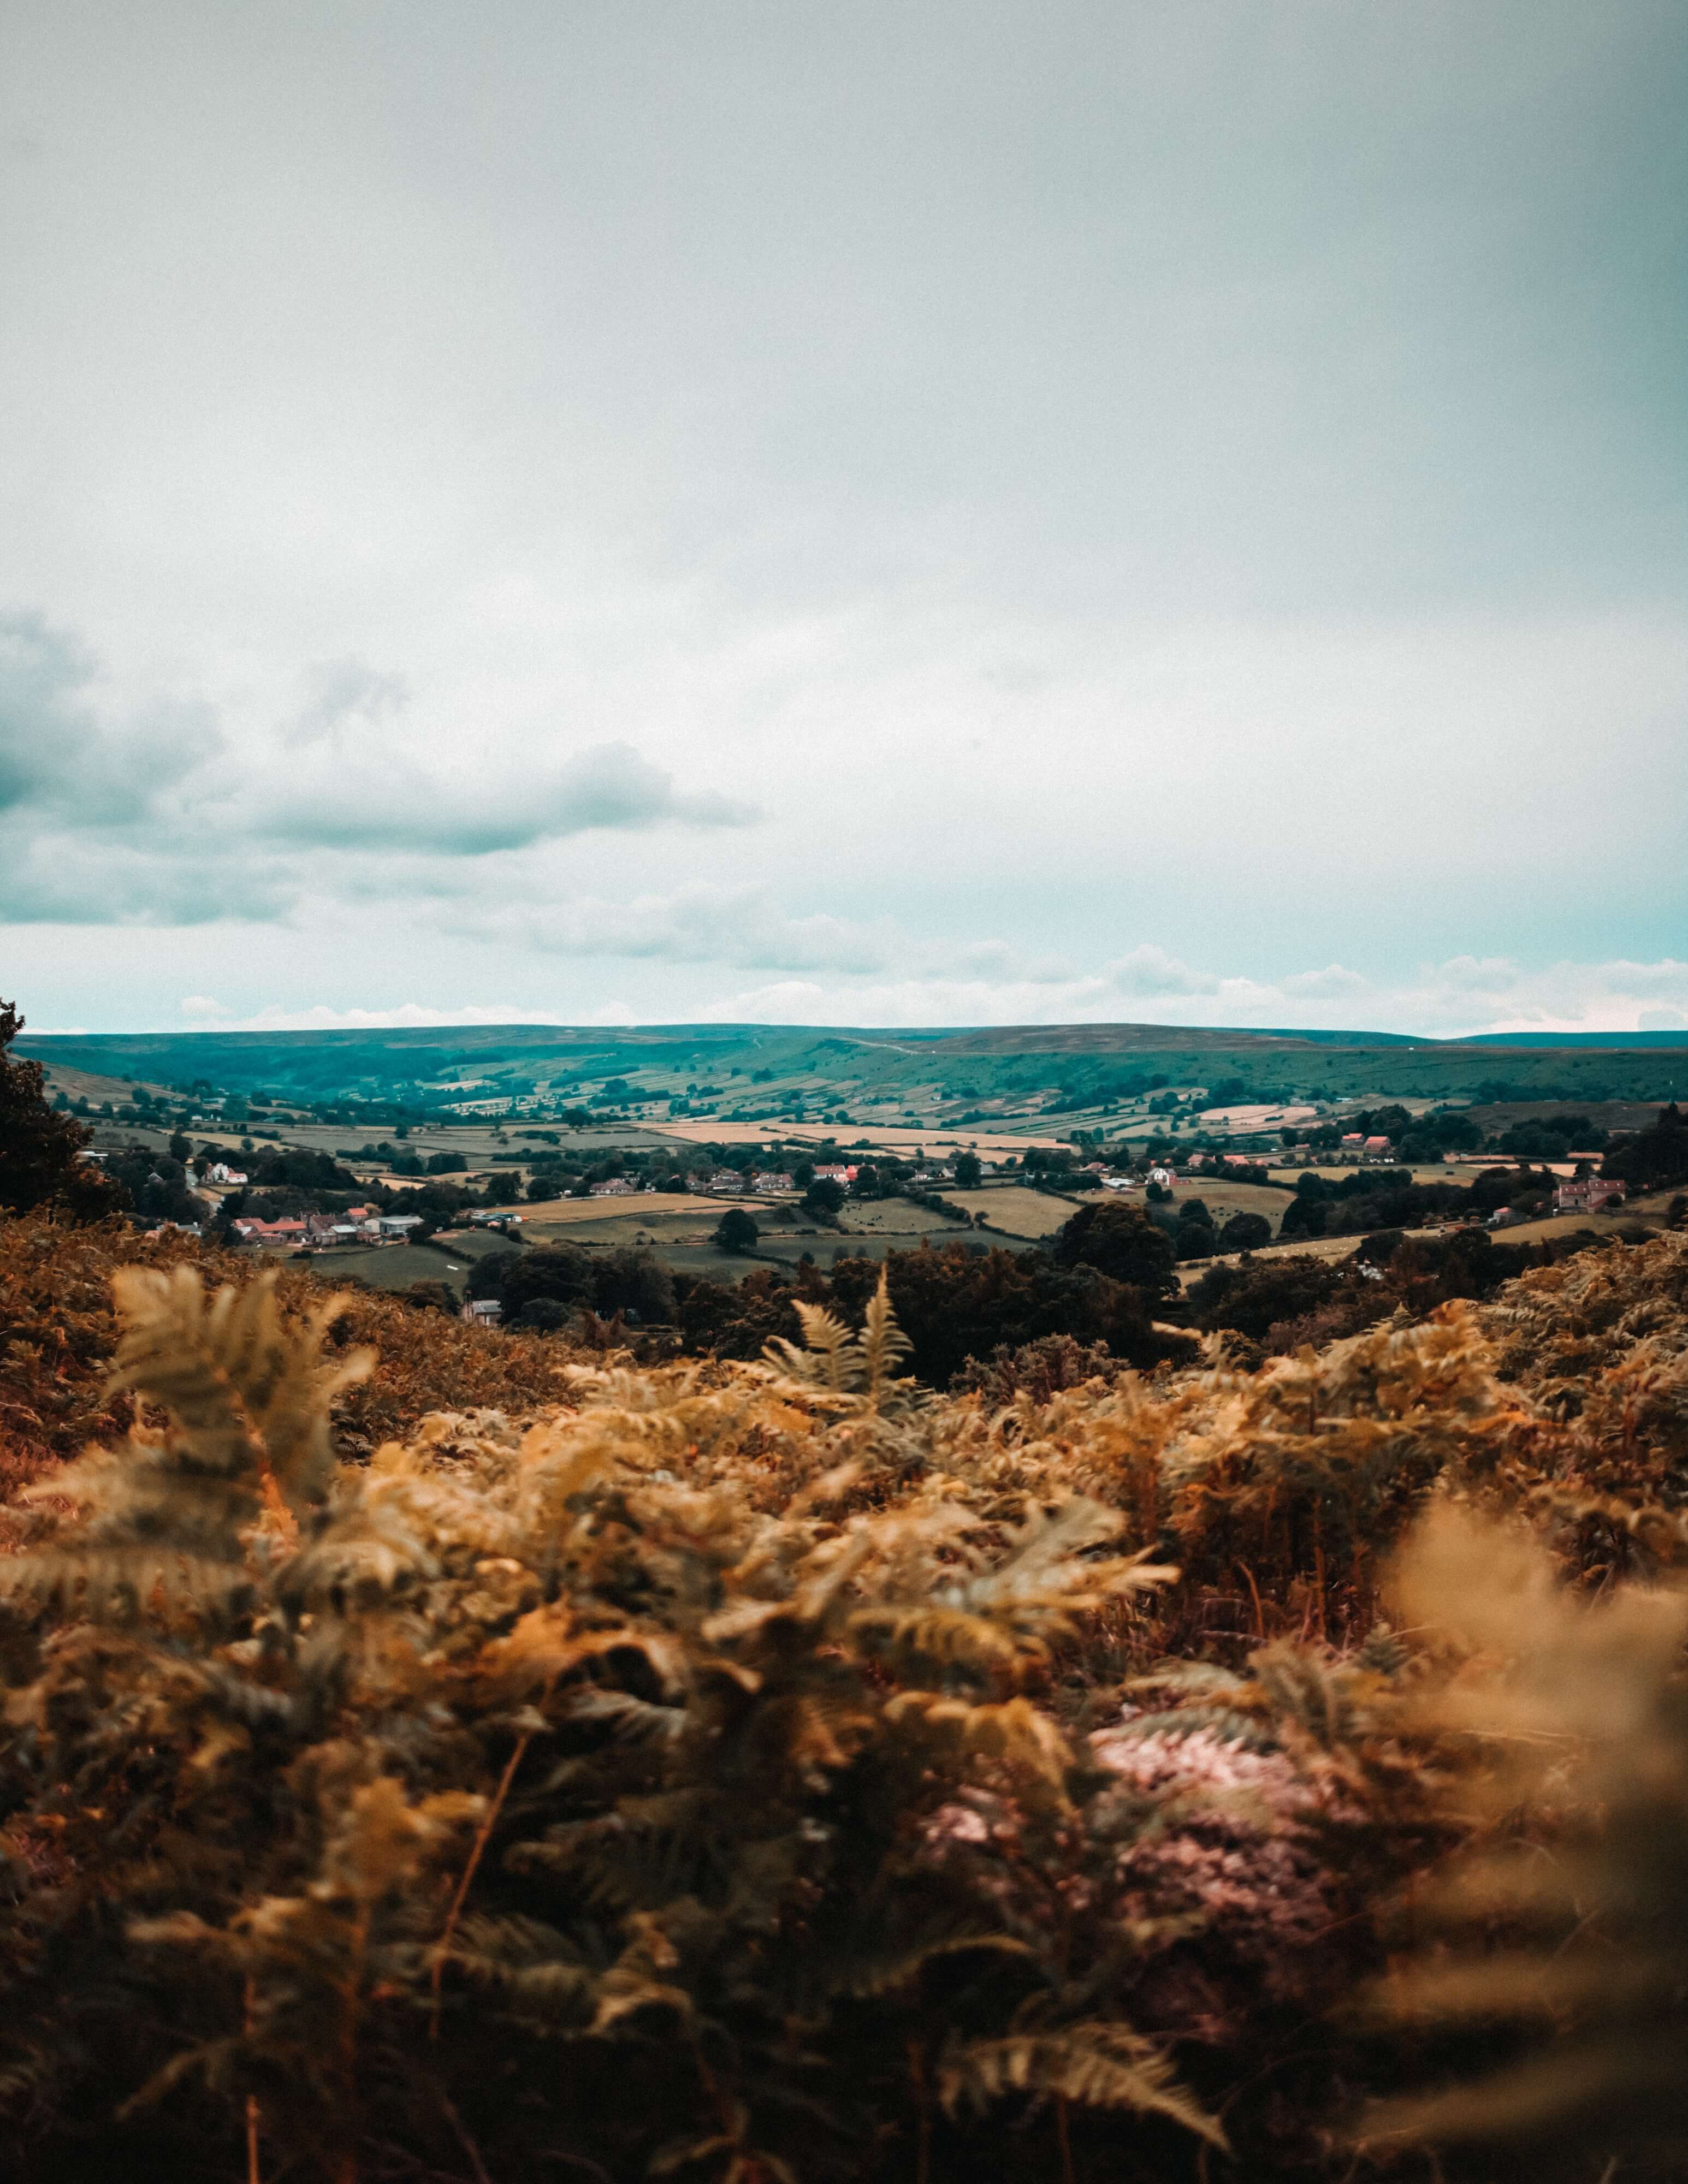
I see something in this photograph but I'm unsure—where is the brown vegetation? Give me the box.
[3,1214,1688,2181]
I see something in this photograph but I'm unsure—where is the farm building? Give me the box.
[1554,1175,1626,1214]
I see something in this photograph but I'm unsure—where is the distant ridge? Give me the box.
[17,1016,1685,1109]
[1446,1030,1688,1048]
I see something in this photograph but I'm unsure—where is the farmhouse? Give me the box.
[752,1171,794,1194]
[1555,1175,1626,1214]
[589,1178,637,1197]
[811,1164,858,1183]
[233,1216,307,1244]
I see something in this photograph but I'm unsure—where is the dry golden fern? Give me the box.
[1,1268,371,1625]
[9,1240,1688,2182]
[939,2019,1227,2145]
[762,1267,918,1413]
[1364,1502,1688,2171]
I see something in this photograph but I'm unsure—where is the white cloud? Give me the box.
[0,613,757,923]
[452,886,1081,986]
[689,952,1688,1037]
[1281,965,1367,1000]
[192,1001,542,1032]
[1102,946,1219,999]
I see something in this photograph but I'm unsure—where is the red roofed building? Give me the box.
[1554,1176,1626,1215]
[233,1216,307,1244]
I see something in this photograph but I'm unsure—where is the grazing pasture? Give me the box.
[950,1185,1075,1237]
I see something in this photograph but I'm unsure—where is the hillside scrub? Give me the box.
[0,1214,572,1501]
[4,1225,1688,2179]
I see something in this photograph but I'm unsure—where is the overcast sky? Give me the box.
[3,2,1685,1037]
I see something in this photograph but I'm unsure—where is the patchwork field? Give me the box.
[645,1119,1068,1155]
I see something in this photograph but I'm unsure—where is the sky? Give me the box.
[3,1,1686,1040]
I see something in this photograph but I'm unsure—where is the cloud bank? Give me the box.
[0,615,756,922]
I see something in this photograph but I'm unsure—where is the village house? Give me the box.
[1554,1174,1626,1215]
[460,1297,502,1327]
[752,1171,795,1194]
[233,1216,308,1245]
[589,1177,637,1196]
[810,1164,858,1184]
[1361,1136,1395,1161]
[205,1162,247,1185]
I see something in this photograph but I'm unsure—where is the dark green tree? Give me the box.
[802,1176,846,1219]
[1052,1201,1179,1299]
[0,1000,128,1222]
[1216,1211,1273,1254]
[714,1206,760,1253]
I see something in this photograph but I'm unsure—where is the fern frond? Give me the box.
[938,2021,1226,2145]
[860,1272,913,1409]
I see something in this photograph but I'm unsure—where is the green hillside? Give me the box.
[18,1018,1688,1119]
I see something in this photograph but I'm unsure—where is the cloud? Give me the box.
[177,1001,542,1032]
[685,952,1688,1036]
[0,836,295,925]
[256,741,757,857]
[466,886,899,974]
[0,613,756,922]
[454,886,1085,984]
[286,657,410,747]
[1102,946,1220,999]
[0,612,220,828]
